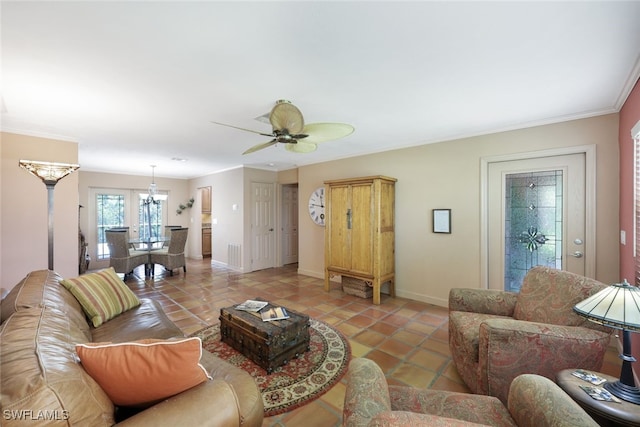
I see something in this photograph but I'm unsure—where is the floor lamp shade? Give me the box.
[19,160,80,271]
[574,279,640,404]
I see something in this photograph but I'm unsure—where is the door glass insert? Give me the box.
[504,170,563,292]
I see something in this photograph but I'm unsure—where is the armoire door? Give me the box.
[350,182,374,275]
[328,184,351,270]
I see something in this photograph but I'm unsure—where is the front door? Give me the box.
[487,152,591,291]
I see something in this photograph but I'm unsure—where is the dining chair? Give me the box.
[104,229,149,279]
[149,228,188,276]
[107,227,139,250]
[163,225,181,247]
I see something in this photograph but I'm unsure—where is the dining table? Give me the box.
[129,236,170,277]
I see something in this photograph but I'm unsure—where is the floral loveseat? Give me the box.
[448,266,612,404]
[343,357,598,427]
[1,269,263,426]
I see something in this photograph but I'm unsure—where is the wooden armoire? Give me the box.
[324,175,396,304]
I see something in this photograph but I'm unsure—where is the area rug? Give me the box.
[191,318,351,417]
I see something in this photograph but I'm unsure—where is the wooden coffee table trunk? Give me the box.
[219,303,311,373]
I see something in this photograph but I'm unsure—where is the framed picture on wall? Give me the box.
[433,209,451,233]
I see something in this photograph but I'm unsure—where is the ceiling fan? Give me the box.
[211,100,354,155]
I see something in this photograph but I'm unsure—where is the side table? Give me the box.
[556,369,640,427]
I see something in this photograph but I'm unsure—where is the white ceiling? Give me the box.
[2,1,640,179]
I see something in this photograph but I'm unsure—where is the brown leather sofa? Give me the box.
[1,270,264,426]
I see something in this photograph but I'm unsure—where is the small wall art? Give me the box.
[433,209,451,233]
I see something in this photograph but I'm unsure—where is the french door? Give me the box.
[88,188,167,270]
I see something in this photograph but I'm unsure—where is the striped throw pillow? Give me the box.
[60,267,140,327]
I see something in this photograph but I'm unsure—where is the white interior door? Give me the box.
[487,153,589,290]
[281,184,299,265]
[251,182,276,271]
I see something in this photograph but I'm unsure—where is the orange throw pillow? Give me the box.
[76,337,210,407]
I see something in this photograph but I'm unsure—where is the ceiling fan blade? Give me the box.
[211,121,274,138]
[285,141,317,153]
[270,102,304,134]
[301,123,355,144]
[242,139,277,155]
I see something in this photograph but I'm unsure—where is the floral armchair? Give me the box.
[449,266,612,404]
[343,357,598,427]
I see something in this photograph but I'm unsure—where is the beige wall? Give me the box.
[78,170,191,271]
[1,132,79,290]
[278,168,298,185]
[189,166,278,271]
[1,114,620,302]
[297,114,620,307]
[190,167,245,267]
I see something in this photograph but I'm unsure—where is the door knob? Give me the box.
[568,251,583,258]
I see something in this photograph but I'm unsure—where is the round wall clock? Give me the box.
[308,187,326,226]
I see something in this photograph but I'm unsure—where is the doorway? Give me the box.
[481,146,596,290]
[281,184,299,265]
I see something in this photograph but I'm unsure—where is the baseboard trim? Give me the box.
[396,290,448,308]
[297,268,323,279]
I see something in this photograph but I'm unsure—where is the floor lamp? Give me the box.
[19,160,80,270]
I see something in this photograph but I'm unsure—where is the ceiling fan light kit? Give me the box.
[211,100,354,155]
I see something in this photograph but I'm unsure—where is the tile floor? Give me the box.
[124,259,623,427]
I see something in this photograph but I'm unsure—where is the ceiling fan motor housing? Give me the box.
[211,99,354,155]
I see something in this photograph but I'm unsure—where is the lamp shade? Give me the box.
[573,279,640,332]
[19,160,80,185]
